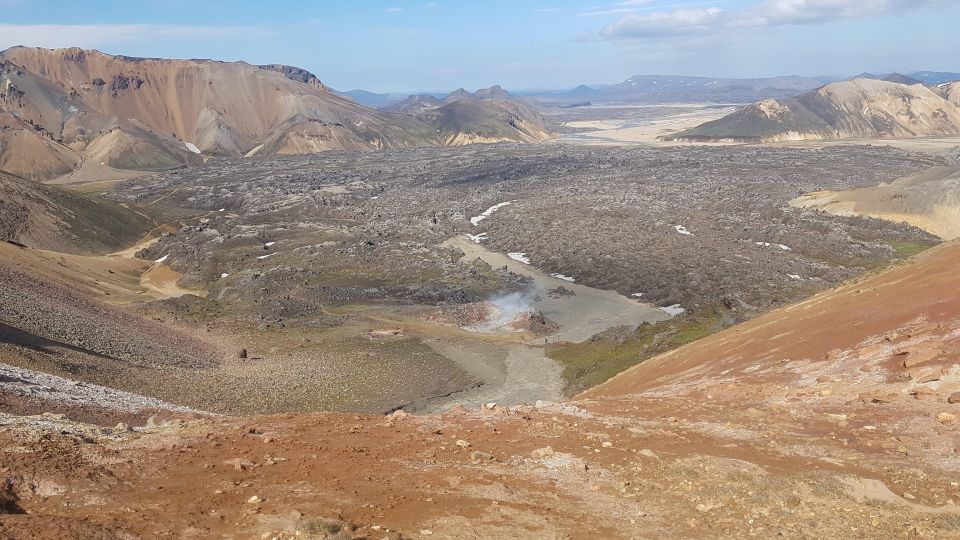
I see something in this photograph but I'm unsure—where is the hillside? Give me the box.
[563,74,824,103]
[0,169,152,254]
[668,78,960,142]
[791,166,960,240]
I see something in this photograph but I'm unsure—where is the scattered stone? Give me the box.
[247,495,262,504]
[907,367,941,383]
[903,492,916,500]
[859,391,897,404]
[638,449,658,458]
[470,450,494,461]
[911,387,936,400]
[237,348,248,359]
[531,446,554,458]
[113,422,132,433]
[485,402,497,410]
[601,441,614,448]
[224,458,256,471]
[455,439,471,448]
[937,412,957,424]
[949,392,960,404]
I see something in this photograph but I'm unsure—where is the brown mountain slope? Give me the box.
[0,47,439,158]
[0,48,552,180]
[669,78,960,142]
[2,240,960,537]
[791,166,960,240]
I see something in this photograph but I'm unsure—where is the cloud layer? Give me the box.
[598,0,944,41]
[0,24,269,51]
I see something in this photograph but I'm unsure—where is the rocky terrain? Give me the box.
[2,239,959,539]
[669,78,960,142]
[0,48,551,181]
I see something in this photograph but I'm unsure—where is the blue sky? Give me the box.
[0,0,957,92]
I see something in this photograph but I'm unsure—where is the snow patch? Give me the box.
[787,273,802,280]
[660,304,686,317]
[220,273,230,279]
[471,201,514,226]
[674,225,692,236]
[631,292,644,298]
[756,242,792,251]
[551,273,575,282]
[264,242,276,247]
[507,252,531,264]
[154,255,169,263]
[184,142,201,154]
[467,233,488,244]
[256,253,276,260]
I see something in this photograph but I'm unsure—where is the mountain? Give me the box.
[0,47,553,181]
[668,78,960,142]
[384,85,551,144]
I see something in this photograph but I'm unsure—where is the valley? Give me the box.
[1,16,960,536]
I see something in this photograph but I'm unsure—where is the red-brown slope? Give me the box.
[583,241,960,399]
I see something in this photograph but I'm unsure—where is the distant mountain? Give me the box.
[384,86,551,145]
[335,89,410,108]
[544,75,823,104]
[910,71,960,85]
[667,78,960,142]
[851,72,923,85]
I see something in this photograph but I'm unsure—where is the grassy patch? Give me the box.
[548,308,725,394]
[887,239,933,258]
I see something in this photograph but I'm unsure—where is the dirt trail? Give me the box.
[109,236,205,300]
[448,235,669,343]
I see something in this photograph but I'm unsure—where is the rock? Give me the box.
[237,348,248,359]
[898,347,941,368]
[859,391,897,404]
[388,410,410,420]
[910,387,936,400]
[113,422,132,432]
[903,492,916,500]
[224,458,256,471]
[906,367,941,383]
[937,412,957,424]
[470,450,494,461]
[638,449,658,458]
[949,392,960,404]
[246,495,262,504]
[485,402,497,410]
[531,446,554,458]
[455,439,471,448]
[601,441,614,448]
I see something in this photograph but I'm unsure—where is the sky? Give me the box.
[0,0,957,93]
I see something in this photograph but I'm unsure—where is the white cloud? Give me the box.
[386,7,405,13]
[597,0,945,40]
[600,7,726,38]
[0,24,270,50]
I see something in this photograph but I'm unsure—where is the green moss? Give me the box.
[887,239,932,258]
[548,308,725,394]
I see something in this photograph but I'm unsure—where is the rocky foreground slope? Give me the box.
[0,47,549,181]
[669,78,960,142]
[2,240,960,538]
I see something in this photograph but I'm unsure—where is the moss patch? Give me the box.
[548,308,725,395]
